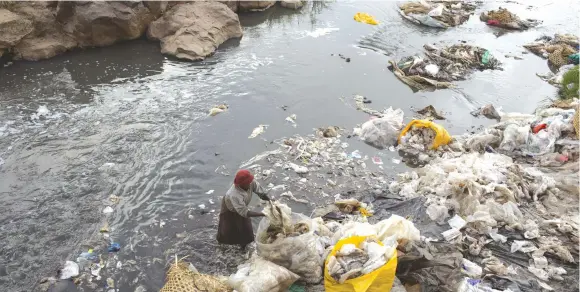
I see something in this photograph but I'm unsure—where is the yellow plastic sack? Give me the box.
[324,236,397,292]
[354,13,379,25]
[398,119,451,149]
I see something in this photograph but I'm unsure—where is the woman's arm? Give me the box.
[252,181,271,201]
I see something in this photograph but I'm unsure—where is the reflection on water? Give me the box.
[0,1,578,291]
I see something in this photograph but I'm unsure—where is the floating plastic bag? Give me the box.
[354,12,379,25]
[398,119,451,149]
[359,107,404,149]
[228,256,300,292]
[324,236,397,292]
[256,213,324,283]
[424,64,440,76]
[461,259,483,278]
[375,214,421,243]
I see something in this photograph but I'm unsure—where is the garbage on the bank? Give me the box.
[356,107,404,149]
[537,64,577,87]
[417,105,445,120]
[390,44,501,91]
[525,34,579,69]
[209,104,228,116]
[161,258,231,292]
[249,125,268,139]
[480,7,541,30]
[228,256,299,292]
[324,236,397,291]
[354,12,379,25]
[398,120,451,150]
[321,126,339,138]
[256,202,328,283]
[398,0,477,28]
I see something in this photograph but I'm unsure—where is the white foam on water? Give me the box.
[304,27,340,38]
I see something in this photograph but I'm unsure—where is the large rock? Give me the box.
[5,2,77,60]
[238,1,276,12]
[59,1,155,47]
[0,9,33,49]
[148,2,242,61]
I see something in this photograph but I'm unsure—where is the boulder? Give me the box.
[59,1,155,47]
[144,1,169,18]
[238,1,276,12]
[0,8,34,49]
[148,2,242,61]
[5,2,77,60]
[280,0,304,10]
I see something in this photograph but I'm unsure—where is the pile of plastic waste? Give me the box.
[390,43,501,91]
[525,34,580,69]
[480,7,541,30]
[398,0,477,28]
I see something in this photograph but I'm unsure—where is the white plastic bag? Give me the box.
[256,213,323,283]
[425,64,440,76]
[461,259,483,278]
[331,221,376,244]
[428,4,444,17]
[499,124,529,152]
[375,214,421,242]
[228,256,300,292]
[359,107,404,149]
[60,261,80,279]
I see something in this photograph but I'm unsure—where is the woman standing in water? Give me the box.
[217,169,270,249]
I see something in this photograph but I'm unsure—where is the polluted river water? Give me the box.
[0,1,578,291]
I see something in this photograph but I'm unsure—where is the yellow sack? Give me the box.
[324,236,397,292]
[398,119,451,150]
[354,13,379,25]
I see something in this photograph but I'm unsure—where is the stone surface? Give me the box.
[238,1,276,12]
[0,8,33,48]
[60,1,155,47]
[148,2,243,61]
[6,2,77,60]
[280,0,304,10]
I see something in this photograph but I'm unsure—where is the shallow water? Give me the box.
[0,1,578,291]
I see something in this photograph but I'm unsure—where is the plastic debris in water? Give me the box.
[372,157,383,165]
[198,204,206,209]
[391,158,401,164]
[354,12,379,25]
[249,125,268,139]
[350,150,362,159]
[108,243,121,252]
[205,190,214,195]
[103,206,114,214]
[285,114,297,127]
[209,104,228,116]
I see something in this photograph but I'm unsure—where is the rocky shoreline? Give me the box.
[0,0,303,62]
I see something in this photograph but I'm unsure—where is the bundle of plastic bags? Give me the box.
[324,236,397,292]
[256,203,326,283]
[358,107,404,149]
[228,256,299,292]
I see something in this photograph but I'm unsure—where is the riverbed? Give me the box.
[0,1,578,291]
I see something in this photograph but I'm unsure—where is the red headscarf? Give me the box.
[234,169,254,187]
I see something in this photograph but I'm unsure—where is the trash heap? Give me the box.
[524,34,580,69]
[390,43,501,91]
[480,7,541,30]
[398,0,477,28]
[161,258,231,292]
[386,105,579,291]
